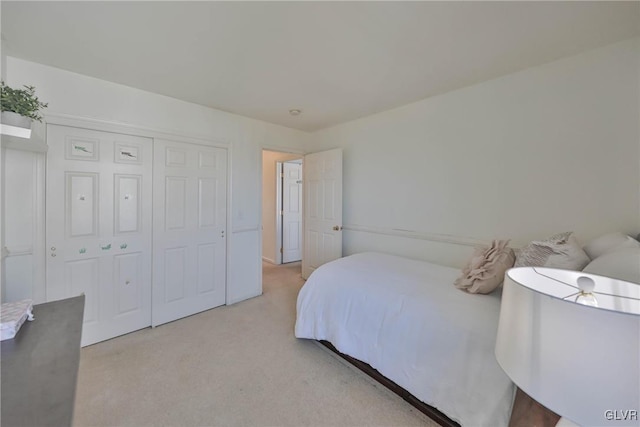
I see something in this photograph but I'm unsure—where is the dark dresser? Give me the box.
[1,295,85,427]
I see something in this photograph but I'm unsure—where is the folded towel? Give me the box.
[1,299,34,340]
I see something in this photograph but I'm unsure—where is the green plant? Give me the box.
[1,81,48,122]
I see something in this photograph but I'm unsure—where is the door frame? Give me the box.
[42,114,232,305]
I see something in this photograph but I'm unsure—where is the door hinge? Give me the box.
[280,247,283,254]
[280,172,284,178]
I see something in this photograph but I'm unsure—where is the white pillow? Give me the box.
[514,232,590,271]
[582,248,640,284]
[583,232,640,259]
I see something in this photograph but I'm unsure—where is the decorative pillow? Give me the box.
[455,239,515,294]
[582,247,640,284]
[514,232,590,270]
[583,232,640,259]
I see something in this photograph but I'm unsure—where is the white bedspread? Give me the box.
[295,252,515,426]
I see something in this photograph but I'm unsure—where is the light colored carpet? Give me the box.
[73,262,436,427]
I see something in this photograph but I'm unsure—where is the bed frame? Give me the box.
[319,340,560,427]
[319,340,460,427]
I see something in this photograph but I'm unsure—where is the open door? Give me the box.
[282,161,303,263]
[302,148,342,279]
[152,139,227,326]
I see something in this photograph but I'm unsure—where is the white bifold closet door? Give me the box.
[152,139,227,326]
[46,125,153,346]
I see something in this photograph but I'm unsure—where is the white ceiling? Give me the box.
[2,1,639,132]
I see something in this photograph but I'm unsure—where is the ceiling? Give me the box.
[2,2,639,132]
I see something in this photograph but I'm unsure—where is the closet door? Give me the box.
[46,125,152,346]
[152,139,227,326]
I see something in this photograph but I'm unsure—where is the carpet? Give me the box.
[73,261,436,426]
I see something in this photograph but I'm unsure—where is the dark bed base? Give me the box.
[319,340,561,427]
[318,340,460,427]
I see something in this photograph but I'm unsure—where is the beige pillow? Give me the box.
[514,231,590,270]
[455,239,515,294]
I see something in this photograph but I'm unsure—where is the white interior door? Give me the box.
[46,125,152,346]
[152,139,227,327]
[282,161,302,263]
[302,149,342,279]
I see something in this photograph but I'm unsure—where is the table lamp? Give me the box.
[495,267,640,426]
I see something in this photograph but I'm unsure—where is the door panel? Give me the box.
[65,258,99,323]
[66,173,99,238]
[65,136,100,161]
[114,252,143,315]
[197,243,217,293]
[152,139,227,326]
[198,178,218,228]
[47,124,153,346]
[114,175,142,234]
[324,180,336,219]
[163,247,187,303]
[166,147,187,167]
[114,141,144,165]
[165,177,187,229]
[302,149,343,279]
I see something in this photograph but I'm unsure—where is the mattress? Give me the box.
[295,252,515,426]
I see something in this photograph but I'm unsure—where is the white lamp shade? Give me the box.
[496,268,640,426]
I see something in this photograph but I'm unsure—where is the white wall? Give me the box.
[308,38,640,268]
[262,150,303,264]
[4,36,639,299]
[3,56,310,304]
[2,149,45,303]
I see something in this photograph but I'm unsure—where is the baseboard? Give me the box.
[226,291,262,306]
[261,256,277,264]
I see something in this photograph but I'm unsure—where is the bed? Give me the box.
[295,252,515,426]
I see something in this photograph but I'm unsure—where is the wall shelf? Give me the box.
[1,134,48,153]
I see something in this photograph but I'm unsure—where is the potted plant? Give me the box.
[1,81,48,130]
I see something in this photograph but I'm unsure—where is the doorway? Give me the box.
[261,150,303,266]
[280,159,303,263]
